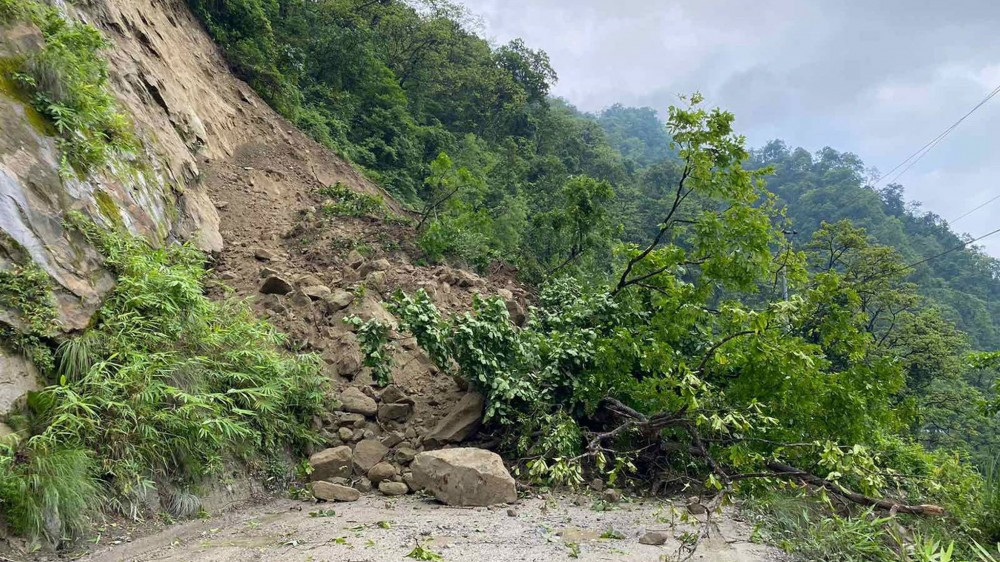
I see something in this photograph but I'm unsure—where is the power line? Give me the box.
[949,192,1000,225]
[872,82,1000,189]
[902,224,1000,272]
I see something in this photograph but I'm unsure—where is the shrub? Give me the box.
[0,215,327,541]
[318,183,386,218]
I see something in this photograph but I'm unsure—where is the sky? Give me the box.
[459,0,1000,256]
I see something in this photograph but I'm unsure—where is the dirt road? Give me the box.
[75,493,786,562]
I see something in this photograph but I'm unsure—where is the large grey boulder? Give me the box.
[423,392,484,447]
[309,445,353,481]
[410,448,516,506]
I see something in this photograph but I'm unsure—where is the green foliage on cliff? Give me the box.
[0,217,326,545]
[2,0,138,177]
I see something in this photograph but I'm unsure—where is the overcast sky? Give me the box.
[460,0,1000,256]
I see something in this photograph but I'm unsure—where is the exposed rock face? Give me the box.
[411,448,516,506]
[309,446,353,481]
[0,348,39,416]
[312,481,360,502]
[423,392,484,447]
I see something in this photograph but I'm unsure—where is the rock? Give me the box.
[378,481,409,496]
[0,422,17,445]
[296,273,324,287]
[352,439,389,474]
[337,427,354,442]
[312,481,360,502]
[377,402,413,422]
[360,258,391,277]
[302,285,331,300]
[367,462,397,483]
[589,478,605,492]
[347,250,366,269]
[381,431,404,448]
[177,189,224,253]
[289,290,313,308]
[686,496,706,515]
[259,266,280,278]
[254,248,278,261]
[355,477,373,493]
[380,385,407,404]
[339,387,377,416]
[423,392,484,447]
[260,275,294,295]
[410,448,516,506]
[395,447,418,464]
[507,508,517,517]
[323,289,354,312]
[0,349,39,416]
[639,528,671,546]
[602,489,622,504]
[402,471,419,491]
[335,412,365,427]
[309,446,353,481]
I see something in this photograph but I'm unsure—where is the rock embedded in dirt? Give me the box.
[347,250,366,269]
[602,489,622,504]
[379,481,409,496]
[639,528,671,545]
[360,258,391,276]
[686,496,707,515]
[323,289,354,312]
[394,447,418,464]
[379,385,407,404]
[302,285,331,300]
[260,275,294,295]
[289,290,313,307]
[339,387,377,416]
[355,477,373,493]
[312,481,360,502]
[367,462,397,483]
[353,439,389,474]
[423,392,484,447]
[410,447,517,506]
[295,273,324,287]
[254,248,278,261]
[310,446,353,481]
[377,402,413,422]
[381,431,404,448]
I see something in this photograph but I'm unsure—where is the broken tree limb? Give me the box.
[765,462,945,516]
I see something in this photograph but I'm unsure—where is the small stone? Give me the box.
[322,289,354,313]
[506,508,517,517]
[589,478,605,492]
[686,496,707,515]
[260,275,294,295]
[639,529,671,546]
[395,447,418,464]
[259,266,279,278]
[377,402,413,422]
[313,481,360,502]
[296,274,324,287]
[368,462,398,483]
[378,481,408,496]
[338,427,354,441]
[254,248,278,261]
[360,258,391,276]
[602,489,622,504]
[339,387,377,416]
[336,412,365,427]
[381,431,404,448]
[354,477,373,493]
[347,250,366,269]
[402,471,419,492]
[289,290,313,307]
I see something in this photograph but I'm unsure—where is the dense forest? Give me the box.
[0,0,997,558]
